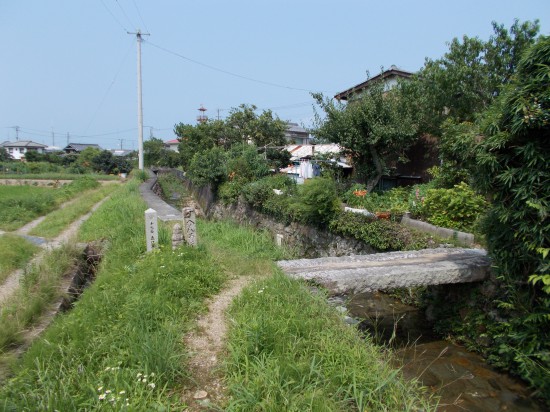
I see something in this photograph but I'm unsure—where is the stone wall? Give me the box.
[210,200,376,258]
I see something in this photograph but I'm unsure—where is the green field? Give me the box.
[0,177,100,230]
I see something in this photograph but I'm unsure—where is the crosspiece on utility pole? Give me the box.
[128,29,150,170]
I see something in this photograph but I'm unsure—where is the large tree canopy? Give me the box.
[174,104,287,170]
[402,19,540,136]
[313,79,419,191]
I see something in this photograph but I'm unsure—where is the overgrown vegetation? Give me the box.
[0,234,39,284]
[0,244,80,353]
[28,183,118,238]
[225,272,435,411]
[329,212,435,251]
[0,181,225,410]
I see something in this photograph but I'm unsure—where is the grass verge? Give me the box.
[28,184,118,238]
[0,244,80,353]
[225,273,436,411]
[0,234,39,285]
[0,180,225,410]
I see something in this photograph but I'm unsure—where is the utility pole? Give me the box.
[51,128,55,147]
[118,138,124,150]
[128,29,150,170]
[13,126,19,141]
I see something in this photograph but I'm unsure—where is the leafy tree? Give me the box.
[441,36,550,397]
[313,78,419,191]
[187,147,227,188]
[224,104,287,148]
[0,148,11,162]
[143,137,166,166]
[76,147,102,169]
[402,19,540,136]
[174,120,226,169]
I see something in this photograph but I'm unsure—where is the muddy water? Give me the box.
[342,292,544,412]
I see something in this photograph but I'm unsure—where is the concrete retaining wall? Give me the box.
[401,212,475,246]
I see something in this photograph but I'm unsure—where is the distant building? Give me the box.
[110,149,133,157]
[0,140,48,160]
[334,65,413,102]
[63,143,102,154]
[164,139,180,152]
[285,122,310,145]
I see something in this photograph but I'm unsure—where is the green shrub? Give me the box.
[329,211,434,251]
[343,185,410,218]
[187,147,227,189]
[289,177,341,226]
[420,182,487,232]
[226,144,270,182]
[218,180,246,204]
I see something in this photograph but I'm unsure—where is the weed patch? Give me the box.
[225,272,435,411]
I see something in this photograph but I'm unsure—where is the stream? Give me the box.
[333,292,545,412]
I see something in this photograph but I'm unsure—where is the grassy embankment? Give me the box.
[0,179,435,411]
[28,183,119,238]
[0,172,120,181]
[0,235,39,285]
[0,177,101,231]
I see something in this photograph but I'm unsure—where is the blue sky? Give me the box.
[1,1,549,150]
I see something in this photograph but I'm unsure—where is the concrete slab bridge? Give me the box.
[277,248,491,295]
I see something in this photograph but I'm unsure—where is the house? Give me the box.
[63,143,102,154]
[284,123,310,145]
[164,139,180,152]
[0,140,48,160]
[334,65,412,102]
[333,65,438,186]
[280,144,352,183]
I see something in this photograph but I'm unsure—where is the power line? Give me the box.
[115,0,137,31]
[146,41,333,94]
[83,39,134,134]
[131,0,149,33]
[99,0,128,32]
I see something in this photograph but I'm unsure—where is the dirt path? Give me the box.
[0,196,110,306]
[181,275,252,410]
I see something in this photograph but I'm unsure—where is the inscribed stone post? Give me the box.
[172,223,184,250]
[182,207,197,247]
[276,234,284,247]
[145,208,158,252]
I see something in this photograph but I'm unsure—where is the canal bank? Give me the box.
[338,292,544,411]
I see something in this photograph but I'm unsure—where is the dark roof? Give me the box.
[334,66,413,101]
[0,140,48,148]
[63,143,102,152]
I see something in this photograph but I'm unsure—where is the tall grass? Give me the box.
[0,234,39,285]
[225,272,436,411]
[29,184,118,238]
[0,180,225,410]
[0,244,80,352]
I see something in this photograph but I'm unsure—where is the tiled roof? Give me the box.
[1,140,48,148]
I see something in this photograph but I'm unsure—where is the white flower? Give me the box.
[99,394,106,401]
[105,389,112,394]
[119,390,126,395]
[137,373,143,378]
[148,382,156,389]
[97,386,103,392]
[150,372,155,377]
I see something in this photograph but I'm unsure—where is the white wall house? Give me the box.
[0,140,48,160]
[165,139,179,152]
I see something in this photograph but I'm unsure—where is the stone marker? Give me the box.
[172,223,184,250]
[145,208,158,252]
[182,207,197,247]
[276,233,284,247]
